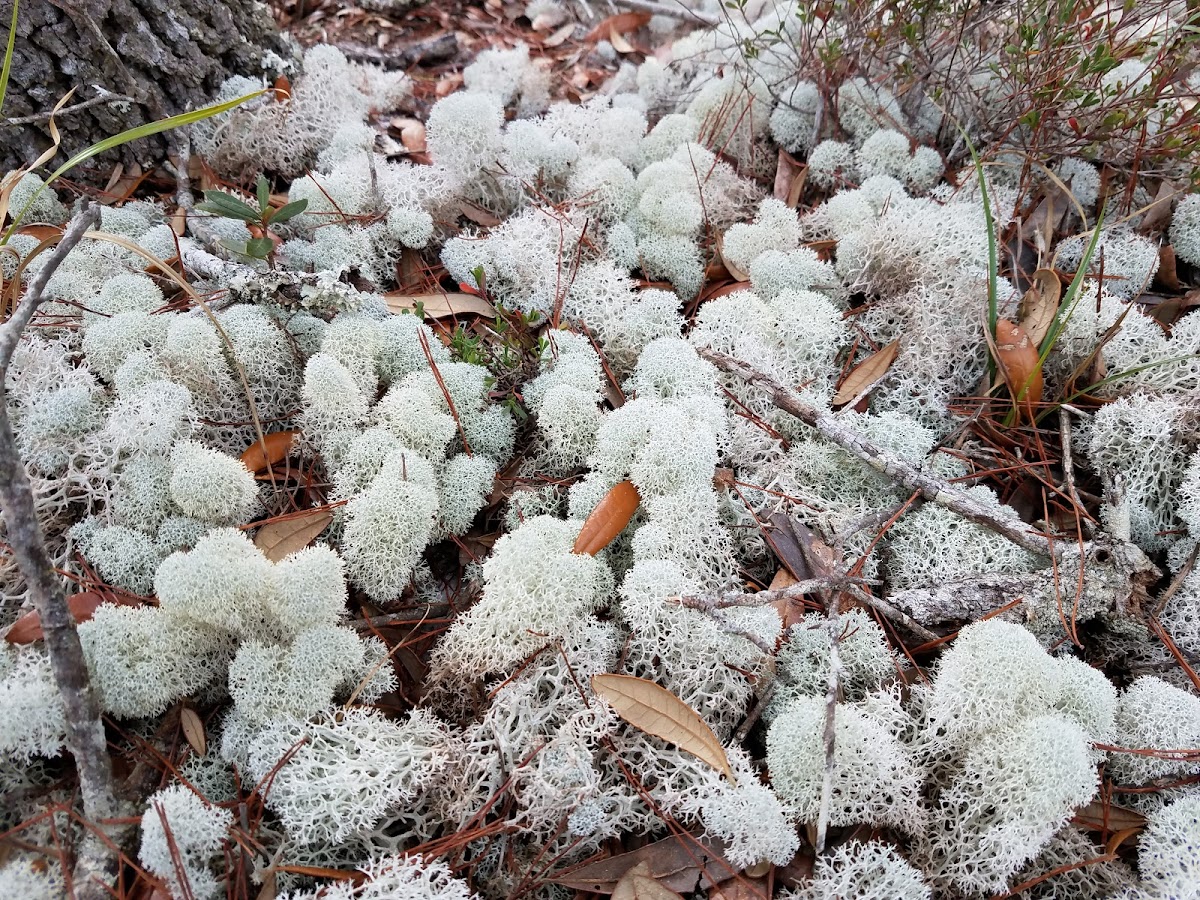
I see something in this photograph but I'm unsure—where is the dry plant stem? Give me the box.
[1058,407,1091,536]
[674,576,863,611]
[0,204,122,900]
[1,91,137,126]
[700,348,1057,559]
[172,129,193,212]
[609,0,718,26]
[815,589,842,855]
[841,583,940,643]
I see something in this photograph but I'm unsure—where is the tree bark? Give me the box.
[0,0,289,174]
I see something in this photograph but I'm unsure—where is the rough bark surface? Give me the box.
[0,0,289,173]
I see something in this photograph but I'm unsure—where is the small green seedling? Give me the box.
[196,174,307,262]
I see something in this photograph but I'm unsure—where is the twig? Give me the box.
[841,583,940,643]
[350,605,452,630]
[1058,406,1092,537]
[608,0,718,26]
[1150,542,1197,619]
[172,129,193,212]
[673,575,867,612]
[734,676,777,745]
[699,348,1057,559]
[2,91,136,127]
[709,609,777,655]
[0,203,123,900]
[814,587,842,854]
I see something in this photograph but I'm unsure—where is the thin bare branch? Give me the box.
[0,203,123,900]
[699,348,1057,559]
[609,0,718,26]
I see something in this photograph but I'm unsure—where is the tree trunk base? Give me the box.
[0,0,290,175]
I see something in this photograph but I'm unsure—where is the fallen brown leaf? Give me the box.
[1157,244,1182,292]
[541,22,576,46]
[180,707,207,757]
[586,11,651,41]
[716,234,750,282]
[254,509,334,563]
[551,831,737,894]
[609,24,637,54]
[574,480,640,555]
[240,430,298,474]
[832,339,899,406]
[384,291,496,319]
[592,673,734,781]
[773,149,807,209]
[993,319,1043,415]
[1018,269,1061,348]
[5,591,108,644]
[15,224,63,243]
[1074,799,1147,834]
[613,862,684,900]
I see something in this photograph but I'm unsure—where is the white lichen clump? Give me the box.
[6,14,1200,899]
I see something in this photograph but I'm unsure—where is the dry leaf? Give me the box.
[1157,244,1182,291]
[832,339,899,406]
[254,510,334,563]
[273,75,292,102]
[15,224,63,243]
[542,22,576,46]
[1075,799,1147,834]
[574,480,640,555]
[180,707,207,757]
[551,831,737,894]
[586,11,651,41]
[1018,268,1061,348]
[716,234,750,282]
[169,206,187,238]
[609,24,637,54]
[709,871,769,900]
[384,291,497,319]
[240,430,298,474]
[5,591,108,644]
[993,319,1043,413]
[767,568,805,631]
[1138,179,1179,234]
[613,863,684,900]
[592,673,735,781]
[773,149,807,208]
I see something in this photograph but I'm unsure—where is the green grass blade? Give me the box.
[1035,205,1106,371]
[0,0,17,115]
[3,89,263,242]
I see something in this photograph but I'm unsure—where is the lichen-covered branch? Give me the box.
[0,204,123,899]
[700,348,1057,559]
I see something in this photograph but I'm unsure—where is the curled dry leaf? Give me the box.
[715,234,750,283]
[573,480,640,555]
[5,591,109,644]
[832,339,900,407]
[586,11,651,42]
[240,430,298,474]
[609,24,637,54]
[773,149,807,209]
[1018,268,1061,348]
[1074,799,1147,835]
[180,707,207,757]
[551,831,738,894]
[1158,244,1183,292]
[993,319,1043,412]
[254,509,334,563]
[592,673,735,781]
[384,291,496,319]
[541,22,576,46]
[613,863,684,900]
